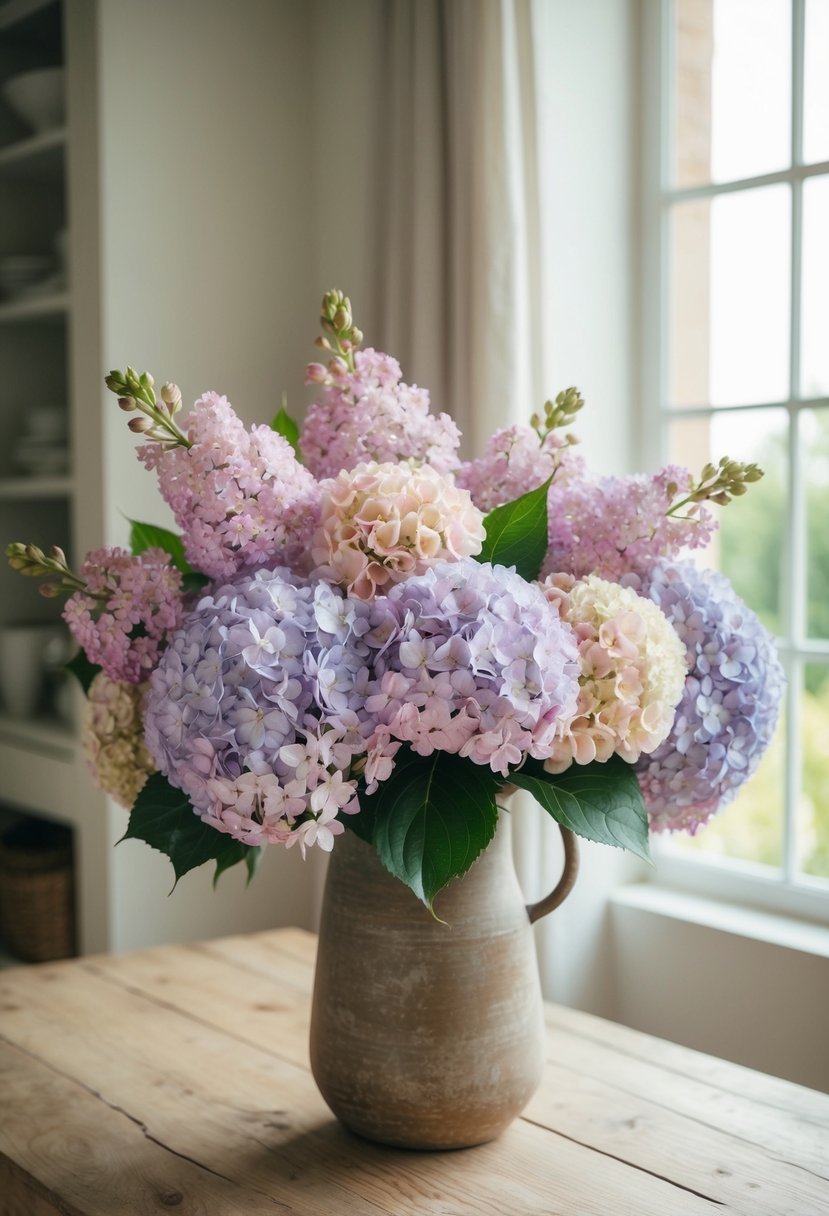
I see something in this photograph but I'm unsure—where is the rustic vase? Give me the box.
[309,811,579,1150]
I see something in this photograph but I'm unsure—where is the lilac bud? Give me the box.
[128,416,154,434]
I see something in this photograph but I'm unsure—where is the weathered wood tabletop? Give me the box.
[1,928,827,1215]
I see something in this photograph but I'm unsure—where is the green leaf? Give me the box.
[271,404,300,453]
[366,749,500,911]
[122,772,259,885]
[343,799,376,844]
[477,477,551,581]
[65,649,100,694]
[244,846,263,884]
[129,520,190,573]
[510,755,651,862]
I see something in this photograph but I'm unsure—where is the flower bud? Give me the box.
[118,396,136,411]
[39,582,62,598]
[128,415,154,434]
[305,362,328,384]
[160,381,182,410]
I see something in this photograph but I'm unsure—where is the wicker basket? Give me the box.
[0,819,76,963]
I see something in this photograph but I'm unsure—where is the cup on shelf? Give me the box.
[0,624,54,720]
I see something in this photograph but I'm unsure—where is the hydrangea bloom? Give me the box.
[455,425,585,513]
[543,466,716,583]
[312,461,486,600]
[138,391,319,580]
[144,567,375,850]
[63,547,183,683]
[542,573,687,772]
[82,673,155,808]
[301,348,460,480]
[635,561,784,833]
[362,560,580,776]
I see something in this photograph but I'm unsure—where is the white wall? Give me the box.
[94,0,326,949]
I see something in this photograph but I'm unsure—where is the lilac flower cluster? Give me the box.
[144,568,378,852]
[63,547,183,684]
[543,467,716,583]
[455,425,585,513]
[138,392,318,580]
[301,348,460,480]
[635,561,784,834]
[365,560,581,776]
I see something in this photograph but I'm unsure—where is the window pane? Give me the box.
[805,407,829,639]
[667,407,788,636]
[669,188,791,407]
[673,0,791,188]
[800,664,829,881]
[801,174,829,398]
[804,0,829,166]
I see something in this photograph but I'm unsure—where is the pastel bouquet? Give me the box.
[7,292,783,909]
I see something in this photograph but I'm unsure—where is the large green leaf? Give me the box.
[129,519,190,573]
[477,477,551,581]
[122,772,260,886]
[65,649,100,694]
[509,755,651,862]
[367,749,500,911]
[271,404,300,454]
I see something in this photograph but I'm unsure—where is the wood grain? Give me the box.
[1,928,828,1215]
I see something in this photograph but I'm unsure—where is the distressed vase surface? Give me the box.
[309,814,574,1151]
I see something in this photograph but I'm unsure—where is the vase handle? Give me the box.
[526,826,579,924]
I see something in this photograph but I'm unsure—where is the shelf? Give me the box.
[0,712,75,755]
[0,0,58,34]
[0,125,65,178]
[0,474,72,500]
[0,290,67,322]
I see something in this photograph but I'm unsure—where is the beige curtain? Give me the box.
[371,0,566,993]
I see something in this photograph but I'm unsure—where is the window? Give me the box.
[642,0,829,919]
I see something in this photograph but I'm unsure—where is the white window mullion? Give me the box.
[783,0,807,883]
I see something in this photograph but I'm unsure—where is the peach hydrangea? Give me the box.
[543,573,686,773]
[311,461,486,599]
[82,672,155,808]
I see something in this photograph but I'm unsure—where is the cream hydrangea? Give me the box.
[82,672,155,808]
[542,573,686,772]
[311,460,486,599]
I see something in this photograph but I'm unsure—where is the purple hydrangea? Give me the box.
[144,567,376,851]
[363,559,581,776]
[634,560,784,833]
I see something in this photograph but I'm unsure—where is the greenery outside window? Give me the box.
[641,0,829,919]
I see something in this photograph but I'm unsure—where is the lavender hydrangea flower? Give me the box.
[634,561,784,833]
[363,559,581,776]
[144,567,376,850]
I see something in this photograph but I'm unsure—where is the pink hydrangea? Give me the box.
[312,461,486,600]
[455,425,585,513]
[138,391,319,580]
[63,547,183,683]
[543,466,717,583]
[301,348,460,480]
[542,573,687,772]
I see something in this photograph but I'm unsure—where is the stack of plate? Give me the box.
[12,406,69,475]
[0,254,59,300]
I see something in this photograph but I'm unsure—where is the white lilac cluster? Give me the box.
[363,560,580,776]
[635,561,785,834]
[144,568,376,852]
[301,348,461,480]
[543,574,687,773]
[82,672,155,808]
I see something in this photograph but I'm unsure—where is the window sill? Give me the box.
[610,883,829,959]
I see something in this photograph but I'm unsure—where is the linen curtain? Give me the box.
[371,0,566,994]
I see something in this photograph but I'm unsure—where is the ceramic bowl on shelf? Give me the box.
[2,67,66,134]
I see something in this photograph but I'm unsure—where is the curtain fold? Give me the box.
[374,0,563,994]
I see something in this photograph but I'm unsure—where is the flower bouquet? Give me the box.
[6,291,784,1146]
[7,291,781,898]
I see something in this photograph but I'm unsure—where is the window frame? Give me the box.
[639,0,829,924]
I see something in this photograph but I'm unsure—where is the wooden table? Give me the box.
[1,929,827,1215]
